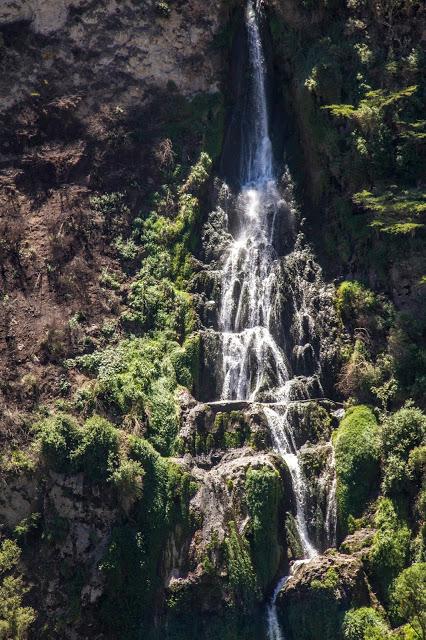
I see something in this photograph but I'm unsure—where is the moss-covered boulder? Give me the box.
[276,551,372,640]
[334,406,380,538]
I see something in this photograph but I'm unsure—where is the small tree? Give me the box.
[392,563,426,640]
[0,539,36,639]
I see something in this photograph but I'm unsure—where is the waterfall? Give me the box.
[212,0,336,636]
[219,0,319,554]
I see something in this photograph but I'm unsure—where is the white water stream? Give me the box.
[216,1,337,636]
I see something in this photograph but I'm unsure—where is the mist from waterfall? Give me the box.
[215,1,337,637]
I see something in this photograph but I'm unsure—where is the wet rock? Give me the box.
[163,449,295,612]
[177,394,272,456]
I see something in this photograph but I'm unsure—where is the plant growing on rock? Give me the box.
[225,521,259,610]
[334,406,380,537]
[367,498,411,602]
[391,562,426,640]
[381,403,426,497]
[245,466,282,590]
[0,539,36,638]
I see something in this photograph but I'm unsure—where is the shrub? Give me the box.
[391,563,426,639]
[334,406,380,535]
[382,404,426,461]
[336,281,393,339]
[0,539,36,638]
[37,413,81,472]
[381,404,426,496]
[367,498,411,601]
[343,607,389,640]
[71,416,120,482]
[110,459,144,501]
[70,333,199,455]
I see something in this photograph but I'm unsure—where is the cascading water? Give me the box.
[213,1,337,636]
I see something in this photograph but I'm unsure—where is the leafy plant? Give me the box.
[343,607,389,640]
[0,539,36,638]
[367,498,411,601]
[391,563,426,639]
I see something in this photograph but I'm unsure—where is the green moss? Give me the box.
[285,513,304,560]
[334,406,380,536]
[98,437,196,638]
[245,466,281,589]
[225,521,259,610]
[212,411,250,450]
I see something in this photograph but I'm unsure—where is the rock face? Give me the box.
[276,551,372,640]
[163,447,294,616]
[0,0,232,113]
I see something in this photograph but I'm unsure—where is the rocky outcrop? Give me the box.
[177,391,272,456]
[276,551,372,640]
[162,447,295,615]
[0,0,234,113]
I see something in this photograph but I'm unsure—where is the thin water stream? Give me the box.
[215,1,336,636]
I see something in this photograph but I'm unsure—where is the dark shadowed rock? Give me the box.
[276,551,372,640]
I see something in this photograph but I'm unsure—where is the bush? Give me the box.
[37,413,120,482]
[391,563,426,639]
[367,498,411,601]
[71,416,120,482]
[381,404,426,496]
[334,406,380,535]
[382,404,426,461]
[0,539,36,638]
[336,281,393,340]
[110,459,144,501]
[37,413,81,473]
[343,607,389,640]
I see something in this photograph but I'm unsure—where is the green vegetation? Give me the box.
[367,498,411,602]
[67,151,212,456]
[336,281,425,408]
[282,567,345,640]
[352,188,425,235]
[37,413,120,481]
[225,521,258,610]
[391,563,426,640]
[342,607,389,640]
[0,539,36,638]
[245,466,281,589]
[334,406,380,535]
[98,437,196,637]
[381,404,426,496]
